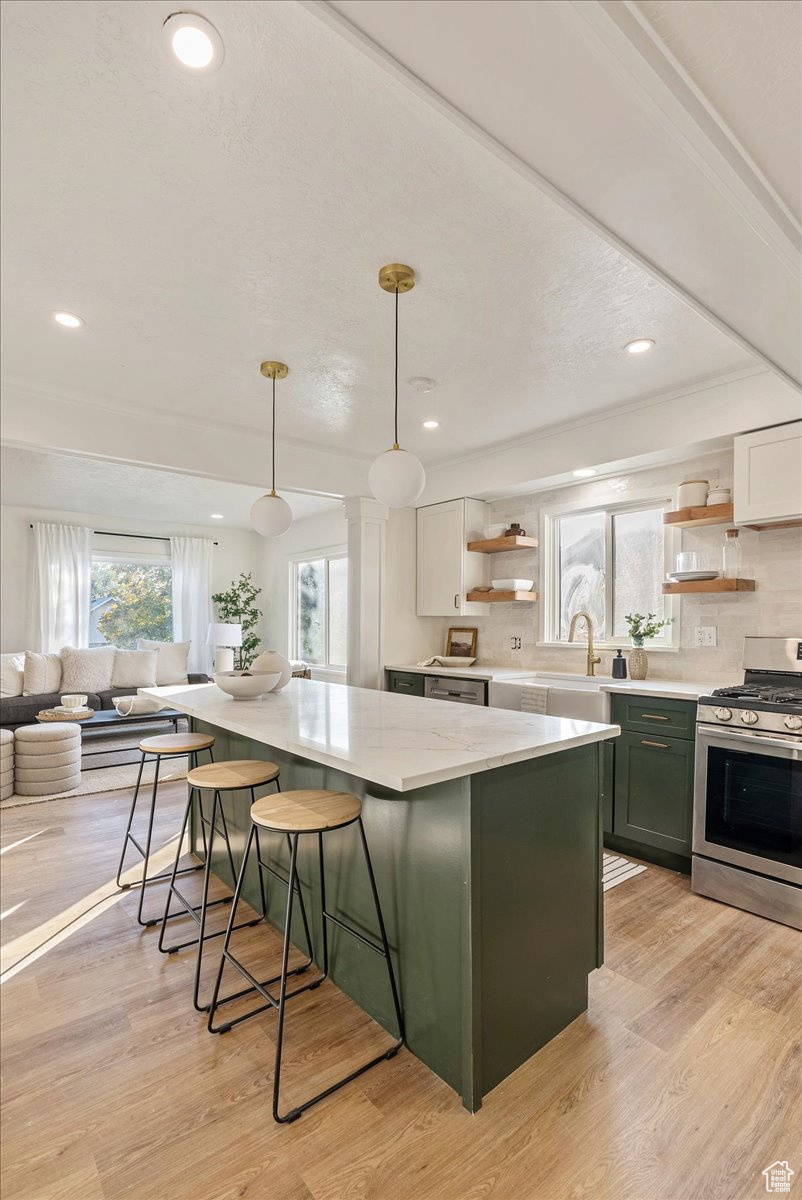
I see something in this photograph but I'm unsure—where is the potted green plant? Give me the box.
[623,612,671,680]
[211,573,263,669]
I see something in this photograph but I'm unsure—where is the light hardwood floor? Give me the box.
[1,782,800,1200]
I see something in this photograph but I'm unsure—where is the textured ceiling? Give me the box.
[0,446,340,529]
[0,0,755,471]
[636,0,802,218]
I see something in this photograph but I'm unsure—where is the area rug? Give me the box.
[602,853,647,891]
[1,734,188,809]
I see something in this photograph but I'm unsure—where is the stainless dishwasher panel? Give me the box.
[424,675,487,705]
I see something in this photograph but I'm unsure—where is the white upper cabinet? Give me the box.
[734,421,802,527]
[417,499,490,616]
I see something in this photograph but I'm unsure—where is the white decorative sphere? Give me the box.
[251,650,292,690]
[368,448,425,508]
[250,492,292,537]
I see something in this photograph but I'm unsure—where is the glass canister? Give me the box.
[722,528,742,579]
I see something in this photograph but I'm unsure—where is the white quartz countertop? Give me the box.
[388,664,719,701]
[140,679,619,793]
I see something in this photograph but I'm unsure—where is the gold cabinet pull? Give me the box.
[641,713,669,721]
[641,739,669,749]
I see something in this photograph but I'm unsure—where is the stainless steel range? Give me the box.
[693,636,801,930]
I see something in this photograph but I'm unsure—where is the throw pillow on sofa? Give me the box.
[1,652,25,697]
[136,639,190,686]
[59,645,116,693]
[22,651,63,696]
[111,648,158,689]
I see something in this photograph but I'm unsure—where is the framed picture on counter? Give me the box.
[446,627,478,658]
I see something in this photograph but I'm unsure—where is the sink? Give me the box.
[530,673,610,721]
[487,674,610,722]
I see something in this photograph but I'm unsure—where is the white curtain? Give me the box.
[33,523,93,651]
[170,536,213,674]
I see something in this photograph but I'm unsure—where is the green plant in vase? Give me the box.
[623,612,671,680]
[211,572,263,669]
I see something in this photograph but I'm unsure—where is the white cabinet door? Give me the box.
[417,500,464,616]
[734,421,802,526]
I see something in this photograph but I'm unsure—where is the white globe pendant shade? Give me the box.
[369,447,426,508]
[250,491,292,537]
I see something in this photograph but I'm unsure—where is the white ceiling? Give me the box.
[0,445,340,529]
[0,0,761,480]
[636,0,802,218]
[326,0,801,384]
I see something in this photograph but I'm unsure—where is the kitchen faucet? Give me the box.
[568,611,602,678]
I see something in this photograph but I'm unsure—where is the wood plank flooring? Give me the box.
[1,782,800,1200]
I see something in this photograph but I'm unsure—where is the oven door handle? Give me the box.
[698,725,801,757]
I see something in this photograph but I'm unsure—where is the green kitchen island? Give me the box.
[142,679,619,1112]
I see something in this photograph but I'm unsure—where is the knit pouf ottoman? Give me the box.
[14,723,82,796]
[0,729,13,801]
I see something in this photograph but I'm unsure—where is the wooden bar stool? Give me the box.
[116,731,216,927]
[158,759,294,1014]
[206,789,405,1124]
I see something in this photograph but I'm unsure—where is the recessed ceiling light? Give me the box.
[53,311,83,328]
[409,376,436,393]
[422,420,439,429]
[573,468,597,478]
[162,13,223,72]
[210,513,224,520]
[625,338,655,355]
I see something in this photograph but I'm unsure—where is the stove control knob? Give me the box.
[713,707,733,722]
[740,710,759,726]
[784,715,802,731]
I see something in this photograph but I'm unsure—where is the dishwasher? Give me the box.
[423,675,487,705]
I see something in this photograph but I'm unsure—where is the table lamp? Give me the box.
[206,622,243,672]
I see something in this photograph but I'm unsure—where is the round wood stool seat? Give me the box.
[139,731,215,756]
[250,789,362,833]
[187,759,280,791]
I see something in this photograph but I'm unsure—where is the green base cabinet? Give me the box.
[605,695,696,871]
[386,670,425,697]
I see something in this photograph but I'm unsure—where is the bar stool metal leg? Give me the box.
[158,787,269,1012]
[206,823,317,1033]
[272,820,404,1124]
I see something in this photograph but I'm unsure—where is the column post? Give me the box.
[343,496,389,690]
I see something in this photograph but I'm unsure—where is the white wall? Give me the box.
[0,503,264,652]
[385,508,446,665]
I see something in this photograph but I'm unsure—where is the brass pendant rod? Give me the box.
[394,285,399,448]
[271,374,276,494]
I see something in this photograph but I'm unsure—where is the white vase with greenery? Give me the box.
[624,612,671,681]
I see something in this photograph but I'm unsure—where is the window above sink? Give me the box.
[539,492,680,650]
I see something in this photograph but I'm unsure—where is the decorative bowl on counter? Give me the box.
[213,670,281,700]
[491,578,534,591]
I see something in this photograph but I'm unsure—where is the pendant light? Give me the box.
[368,263,426,508]
[251,361,293,537]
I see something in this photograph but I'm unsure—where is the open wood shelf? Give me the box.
[467,535,539,553]
[467,590,538,603]
[663,503,734,528]
[662,578,755,594]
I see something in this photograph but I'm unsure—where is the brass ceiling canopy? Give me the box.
[378,263,415,294]
[260,360,289,380]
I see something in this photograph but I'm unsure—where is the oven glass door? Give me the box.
[699,732,801,872]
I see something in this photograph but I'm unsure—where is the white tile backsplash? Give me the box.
[470,450,802,684]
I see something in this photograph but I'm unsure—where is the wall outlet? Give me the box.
[510,635,522,651]
[695,626,717,647]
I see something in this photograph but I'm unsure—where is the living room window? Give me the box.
[540,495,679,647]
[90,553,173,648]
[291,551,348,669]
